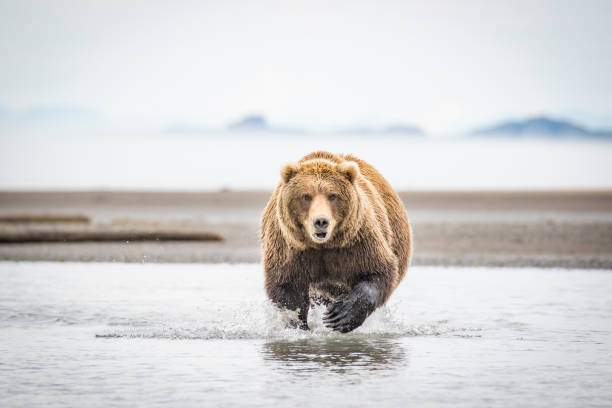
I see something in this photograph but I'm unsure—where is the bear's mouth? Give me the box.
[312,232,328,241]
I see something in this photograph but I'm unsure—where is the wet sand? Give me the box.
[0,190,611,268]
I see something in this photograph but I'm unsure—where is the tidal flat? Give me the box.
[1,190,611,268]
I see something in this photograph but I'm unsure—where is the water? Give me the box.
[1,262,611,407]
[2,134,612,190]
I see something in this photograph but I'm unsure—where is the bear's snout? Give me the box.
[305,194,336,243]
[312,217,330,240]
[314,217,329,231]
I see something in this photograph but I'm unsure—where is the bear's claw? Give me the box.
[322,283,378,333]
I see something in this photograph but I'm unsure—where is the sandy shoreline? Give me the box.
[0,190,611,268]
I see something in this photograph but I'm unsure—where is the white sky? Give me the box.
[1,0,611,132]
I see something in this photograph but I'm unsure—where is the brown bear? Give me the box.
[260,151,412,333]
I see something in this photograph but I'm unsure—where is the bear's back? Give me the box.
[344,154,411,282]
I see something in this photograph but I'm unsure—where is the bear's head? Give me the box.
[276,157,364,248]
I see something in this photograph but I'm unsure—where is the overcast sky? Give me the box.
[1,0,611,132]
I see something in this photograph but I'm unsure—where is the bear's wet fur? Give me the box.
[261,151,412,332]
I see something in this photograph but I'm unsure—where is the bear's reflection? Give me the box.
[262,337,406,372]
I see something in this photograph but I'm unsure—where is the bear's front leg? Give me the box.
[267,283,310,330]
[323,278,389,333]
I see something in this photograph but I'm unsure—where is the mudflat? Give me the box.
[0,190,611,268]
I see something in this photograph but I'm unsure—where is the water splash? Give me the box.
[94,301,476,341]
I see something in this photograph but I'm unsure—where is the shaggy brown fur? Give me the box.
[261,151,412,332]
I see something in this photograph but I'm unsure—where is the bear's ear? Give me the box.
[280,162,299,184]
[338,161,359,184]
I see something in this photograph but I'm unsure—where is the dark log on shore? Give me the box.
[0,214,90,224]
[0,230,223,243]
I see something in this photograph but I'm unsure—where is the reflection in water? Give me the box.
[262,337,407,374]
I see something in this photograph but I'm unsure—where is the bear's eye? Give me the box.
[328,194,337,201]
[303,194,312,202]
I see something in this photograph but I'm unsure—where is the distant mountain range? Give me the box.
[178,114,612,138]
[224,115,423,136]
[3,106,612,139]
[0,106,100,123]
[228,115,269,131]
[337,124,423,136]
[225,115,306,134]
[472,116,612,138]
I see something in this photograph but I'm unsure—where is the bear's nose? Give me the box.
[313,217,329,231]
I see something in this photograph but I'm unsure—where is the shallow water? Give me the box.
[1,262,611,407]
